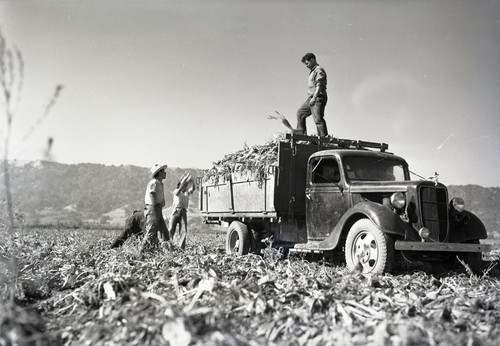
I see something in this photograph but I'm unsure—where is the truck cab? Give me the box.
[305,150,408,241]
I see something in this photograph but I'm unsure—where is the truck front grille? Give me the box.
[419,186,448,241]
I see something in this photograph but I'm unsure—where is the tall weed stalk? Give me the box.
[0,28,63,302]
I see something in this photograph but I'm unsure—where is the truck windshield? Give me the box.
[344,156,407,182]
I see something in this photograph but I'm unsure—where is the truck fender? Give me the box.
[448,209,488,243]
[318,201,413,250]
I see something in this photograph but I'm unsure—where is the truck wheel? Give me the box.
[226,221,251,255]
[345,219,394,274]
[459,252,482,274]
[457,240,483,274]
[249,228,262,255]
[432,240,483,274]
[431,256,455,274]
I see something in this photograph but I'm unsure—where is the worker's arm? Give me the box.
[176,173,193,194]
[310,86,321,105]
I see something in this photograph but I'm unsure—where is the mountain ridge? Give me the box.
[1,161,498,241]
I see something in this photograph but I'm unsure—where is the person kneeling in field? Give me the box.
[169,173,195,249]
[110,209,146,248]
[111,164,170,250]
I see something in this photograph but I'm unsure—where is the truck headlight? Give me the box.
[418,227,430,241]
[390,192,406,210]
[450,197,465,212]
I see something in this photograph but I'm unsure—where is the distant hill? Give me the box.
[1,161,204,228]
[1,161,499,240]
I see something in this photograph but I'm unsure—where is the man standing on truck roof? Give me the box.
[143,163,169,250]
[296,52,329,137]
[169,173,195,249]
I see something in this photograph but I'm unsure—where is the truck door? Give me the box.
[305,156,349,241]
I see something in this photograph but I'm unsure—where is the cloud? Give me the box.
[437,133,491,151]
[462,135,490,146]
[349,71,420,137]
[436,131,455,151]
[351,71,418,112]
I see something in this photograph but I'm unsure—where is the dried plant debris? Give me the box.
[267,111,294,132]
[203,111,300,185]
[1,228,499,346]
[204,140,280,185]
[204,111,370,186]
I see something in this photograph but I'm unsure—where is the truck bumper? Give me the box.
[394,241,492,253]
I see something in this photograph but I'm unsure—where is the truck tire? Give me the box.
[458,240,483,274]
[432,240,483,274]
[226,221,251,255]
[345,219,394,274]
[249,227,262,255]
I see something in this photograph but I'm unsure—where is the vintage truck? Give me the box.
[199,134,491,274]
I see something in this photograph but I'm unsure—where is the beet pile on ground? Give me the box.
[1,228,499,346]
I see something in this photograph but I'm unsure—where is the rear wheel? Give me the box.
[345,219,394,274]
[247,223,262,255]
[226,221,251,255]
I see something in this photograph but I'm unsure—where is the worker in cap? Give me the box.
[143,163,169,250]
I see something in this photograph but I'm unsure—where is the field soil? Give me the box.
[1,227,500,346]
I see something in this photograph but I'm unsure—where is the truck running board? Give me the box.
[290,241,326,254]
[289,248,324,254]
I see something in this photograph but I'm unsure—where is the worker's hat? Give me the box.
[150,163,168,178]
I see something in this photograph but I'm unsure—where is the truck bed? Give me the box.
[200,170,277,217]
[200,140,313,220]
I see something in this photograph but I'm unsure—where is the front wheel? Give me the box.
[345,219,394,274]
[432,240,483,274]
[226,221,251,255]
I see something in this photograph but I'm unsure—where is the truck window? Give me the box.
[344,156,407,182]
[311,158,340,184]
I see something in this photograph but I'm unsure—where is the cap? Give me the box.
[150,163,168,178]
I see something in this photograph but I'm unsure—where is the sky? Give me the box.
[1,0,499,187]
